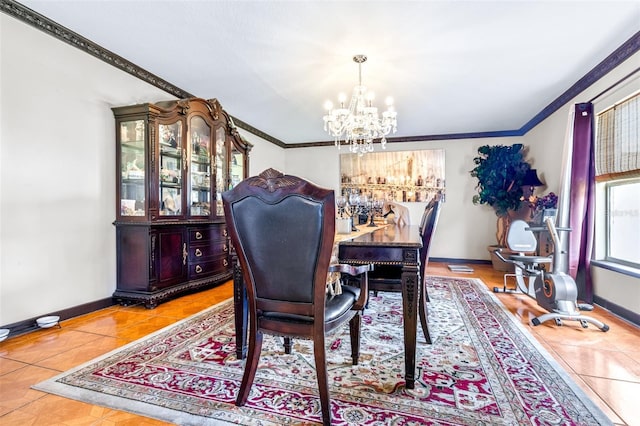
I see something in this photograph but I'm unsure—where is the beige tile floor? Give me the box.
[0,263,638,425]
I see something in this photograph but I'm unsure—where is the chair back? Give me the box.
[222,168,335,319]
[506,220,538,254]
[419,196,442,277]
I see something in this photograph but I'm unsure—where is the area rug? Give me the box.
[34,277,611,425]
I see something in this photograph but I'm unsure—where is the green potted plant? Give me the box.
[470,144,532,270]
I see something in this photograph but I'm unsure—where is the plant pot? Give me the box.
[488,245,515,272]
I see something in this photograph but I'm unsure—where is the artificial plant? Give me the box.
[470,143,531,246]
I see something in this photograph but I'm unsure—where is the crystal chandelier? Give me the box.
[323,55,397,155]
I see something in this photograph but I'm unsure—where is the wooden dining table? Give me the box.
[232,223,423,389]
[337,224,423,389]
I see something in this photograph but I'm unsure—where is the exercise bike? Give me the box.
[493,217,609,331]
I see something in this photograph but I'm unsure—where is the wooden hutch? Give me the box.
[112,98,250,308]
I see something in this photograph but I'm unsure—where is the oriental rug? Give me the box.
[34,277,611,425]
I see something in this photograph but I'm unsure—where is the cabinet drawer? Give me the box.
[189,256,229,279]
[189,226,227,242]
[189,240,228,261]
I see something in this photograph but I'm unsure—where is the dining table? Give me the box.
[232,223,424,389]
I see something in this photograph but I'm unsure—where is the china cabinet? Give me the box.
[112,98,250,308]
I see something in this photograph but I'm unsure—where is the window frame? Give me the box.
[603,177,640,269]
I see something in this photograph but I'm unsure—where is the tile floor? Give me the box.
[0,262,638,425]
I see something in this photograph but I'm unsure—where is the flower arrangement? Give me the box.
[533,192,558,211]
[521,192,558,223]
[522,191,558,216]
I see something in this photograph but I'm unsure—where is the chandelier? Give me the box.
[323,55,397,155]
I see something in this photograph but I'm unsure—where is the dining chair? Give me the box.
[368,194,442,344]
[418,194,443,304]
[222,168,371,426]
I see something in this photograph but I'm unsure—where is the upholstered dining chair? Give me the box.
[222,168,371,426]
[417,193,443,304]
[368,194,442,344]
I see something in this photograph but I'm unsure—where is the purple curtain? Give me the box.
[569,103,596,303]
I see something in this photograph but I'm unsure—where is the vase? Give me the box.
[541,208,557,225]
[530,209,543,225]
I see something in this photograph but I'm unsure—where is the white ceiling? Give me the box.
[17,0,640,145]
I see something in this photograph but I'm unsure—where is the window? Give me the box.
[605,179,640,268]
[596,92,640,269]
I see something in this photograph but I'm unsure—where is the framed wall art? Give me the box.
[340,149,445,203]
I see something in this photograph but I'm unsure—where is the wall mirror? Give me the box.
[340,149,445,202]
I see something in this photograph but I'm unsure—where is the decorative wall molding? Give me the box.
[0,0,192,99]
[520,31,640,134]
[231,116,287,148]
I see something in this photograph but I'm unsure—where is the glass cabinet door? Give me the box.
[119,119,146,217]
[189,116,212,217]
[230,142,244,190]
[214,127,227,216]
[159,121,183,216]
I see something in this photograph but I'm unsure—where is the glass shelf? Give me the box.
[114,99,249,221]
[119,119,146,216]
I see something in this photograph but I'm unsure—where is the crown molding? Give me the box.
[520,30,640,134]
[1,0,193,99]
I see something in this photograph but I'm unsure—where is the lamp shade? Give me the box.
[522,169,543,187]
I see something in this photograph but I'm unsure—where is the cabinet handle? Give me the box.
[223,259,229,267]
[195,248,202,257]
[223,244,228,252]
[195,231,203,240]
[183,149,187,170]
[195,265,203,273]
[183,243,187,265]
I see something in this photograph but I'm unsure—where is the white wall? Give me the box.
[0,15,285,326]
[238,130,285,177]
[522,50,640,314]
[285,137,525,260]
[0,15,169,325]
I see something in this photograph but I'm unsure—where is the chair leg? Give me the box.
[349,312,361,365]
[313,335,332,426]
[418,280,432,344]
[236,330,263,406]
[283,336,292,354]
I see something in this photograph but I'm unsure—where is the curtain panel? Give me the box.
[557,103,596,303]
[595,93,640,181]
[570,103,596,303]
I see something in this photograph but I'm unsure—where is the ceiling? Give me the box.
[16,0,640,145]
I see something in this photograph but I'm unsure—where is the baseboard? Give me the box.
[432,257,492,265]
[0,297,115,339]
[593,295,640,328]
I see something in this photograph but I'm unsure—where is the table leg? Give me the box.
[401,264,419,389]
[233,258,248,360]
